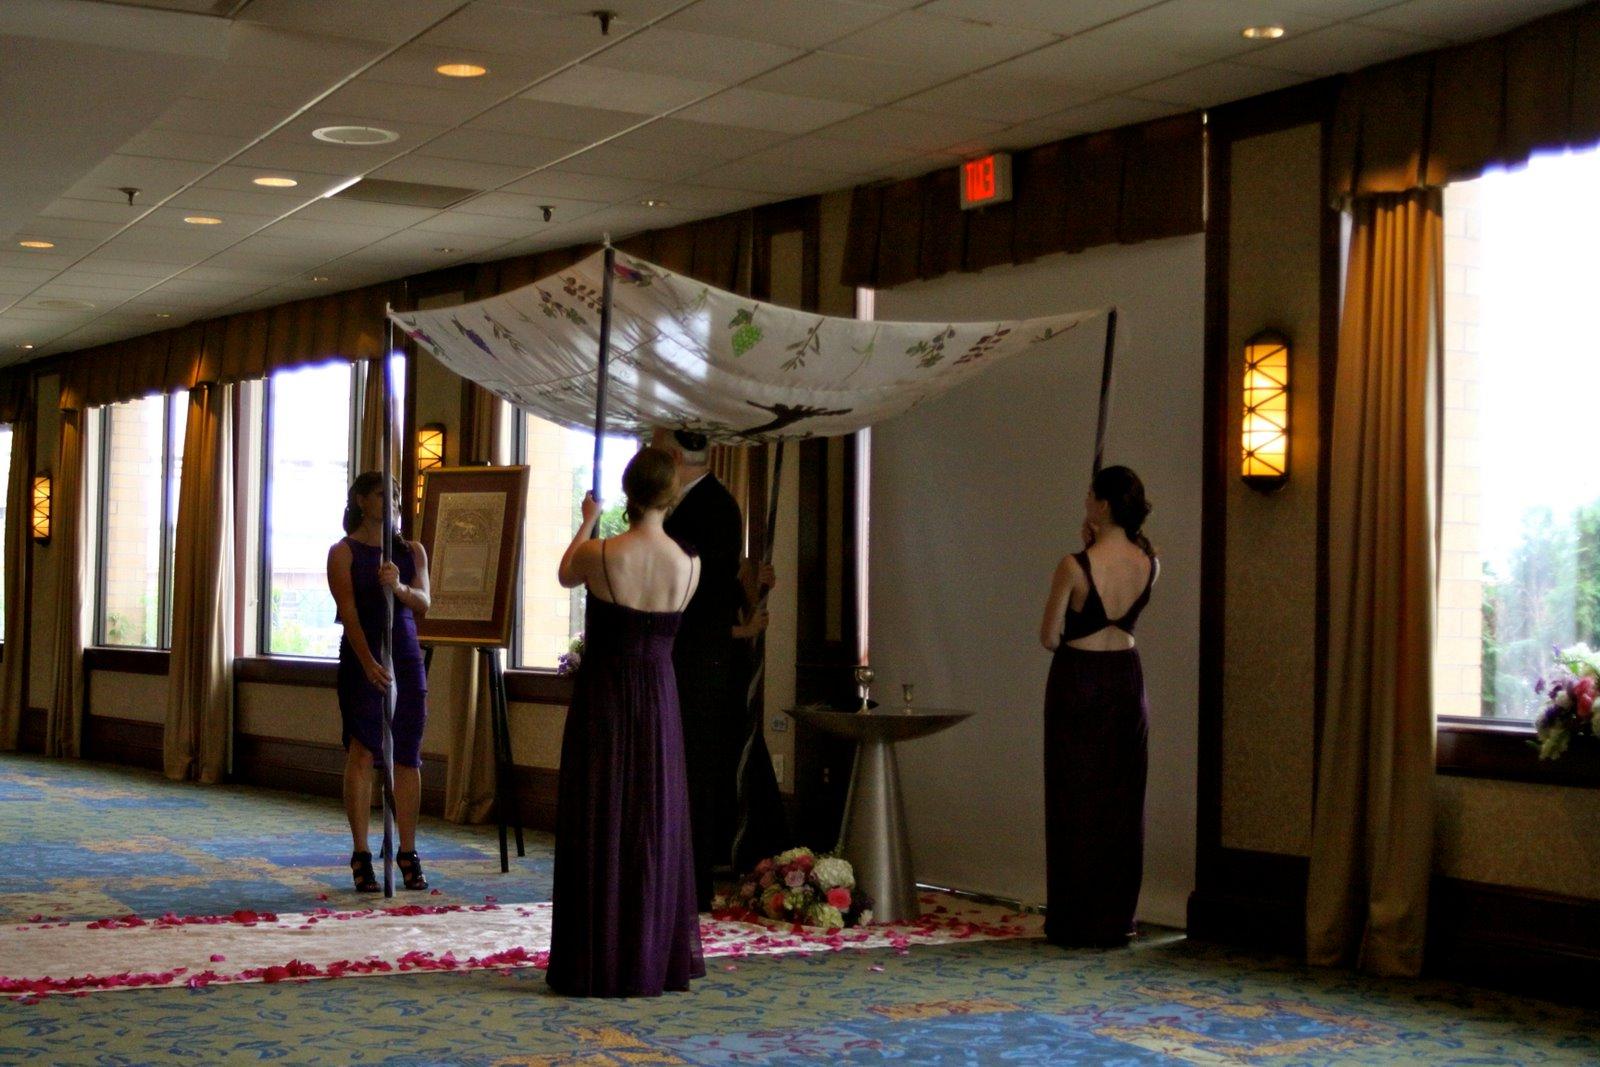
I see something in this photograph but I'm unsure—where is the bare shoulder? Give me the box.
[328,539,351,563]
[409,539,428,565]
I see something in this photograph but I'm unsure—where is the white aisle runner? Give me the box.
[0,897,1040,998]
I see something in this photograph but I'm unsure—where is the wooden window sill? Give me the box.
[83,646,170,675]
[1437,717,1600,788]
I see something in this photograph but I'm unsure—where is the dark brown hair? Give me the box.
[622,447,677,524]
[1092,465,1155,556]
[343,471,406,552]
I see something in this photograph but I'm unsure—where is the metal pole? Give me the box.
[1092,308,1118,476]
[379,316,398,898]
[731,440,785,864]
[591,244,616,506]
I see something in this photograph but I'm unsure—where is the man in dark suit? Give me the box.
[653,428,748,910]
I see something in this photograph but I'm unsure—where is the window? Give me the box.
[93,393,185,648]
[1437,145,1600,720]
[512,412,634,669]
[262,362,356,658]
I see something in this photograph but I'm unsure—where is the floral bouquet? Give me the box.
[1532,643,1600,759]
[556,632,583,677]
[719,847,872,930]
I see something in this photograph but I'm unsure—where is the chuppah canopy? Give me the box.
[387,248,1111,443]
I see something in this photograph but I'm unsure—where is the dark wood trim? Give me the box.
[1208,78,1342,143]
[1428,877,1600,1005]
[82,714,162,770]
[83,646,170,676]
[231,732,447,816]
[750,197,821,308]
[1187,847,1308,955]
[18,706,45,753]
[502,668,572,706]
[234,656,338,688]
[20,398,36,723]
[1437,718,1600,788]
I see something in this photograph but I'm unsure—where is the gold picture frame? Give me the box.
[414,465,529,648]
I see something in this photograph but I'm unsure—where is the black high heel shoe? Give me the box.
[350,850,379,893]
[396,850,428,891]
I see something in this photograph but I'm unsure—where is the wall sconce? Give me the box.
[1241,330,1290,493]
[416,423,445,504]
[30,473,51,543]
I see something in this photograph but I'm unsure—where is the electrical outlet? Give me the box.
[771,753,785,786]
[770,716,788,733]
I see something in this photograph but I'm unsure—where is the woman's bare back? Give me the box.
[589,528,699,613]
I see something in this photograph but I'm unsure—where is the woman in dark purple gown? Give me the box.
[1038,466,1158,947]
[327,472,432,893]
[548,446,705,997]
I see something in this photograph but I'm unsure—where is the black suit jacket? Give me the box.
[663,473,743,666]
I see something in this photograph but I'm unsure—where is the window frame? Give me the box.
[257,361,361,659]
[91,393,183,651]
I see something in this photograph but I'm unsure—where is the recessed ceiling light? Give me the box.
[18,344,34,351]
[154,312,171,318]
[434,247,462,254]
[18,240,54,249]
[639,198,669,208]
[436,62,488,78]
[310,275,331,282]
[1242,24,1285,39]
[312,125,399,145]
[183,215,223,225]
[252,176,298,188]
[37,298,95,310]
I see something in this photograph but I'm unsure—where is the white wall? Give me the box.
[870,234,1204,927]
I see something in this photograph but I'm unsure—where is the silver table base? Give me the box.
[786,706,971,924]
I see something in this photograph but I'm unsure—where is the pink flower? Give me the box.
[784,869,806,889]
[209,954,226,963]
[827,887,851,910]
[1575,676,1596,719]
[763,889,786,918]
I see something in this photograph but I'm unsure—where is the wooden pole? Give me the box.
[1092,308,1118,476]
[379,318,398,898]
[591,244,616,505]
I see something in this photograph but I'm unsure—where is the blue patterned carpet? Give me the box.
[2,754,1598,1066]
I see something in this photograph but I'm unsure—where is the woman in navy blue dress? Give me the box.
[547,446,704,997]
[1038,466,1158,947]
[327,472,432,893]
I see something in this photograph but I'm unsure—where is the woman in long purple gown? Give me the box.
[548,446,705,997]
[1038,466,1159,948]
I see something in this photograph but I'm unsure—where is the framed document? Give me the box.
[415,465,529,648]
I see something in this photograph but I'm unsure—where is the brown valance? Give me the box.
[0,369,33,424]
[58,283,394,410]
[841,112,1205,290]
[1332,1,1600,200]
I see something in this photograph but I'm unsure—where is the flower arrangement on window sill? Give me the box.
[556,632,583,676]
[714,847,872,930]
[1532,644,1600,759]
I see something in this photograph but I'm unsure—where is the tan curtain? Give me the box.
[442,381,505,824]
[164,384,235,783]
[709,444,750,527]
[358,359,402,477]
[45,409,86,758]
[1306,189,1443,978]
[0,416,33,750]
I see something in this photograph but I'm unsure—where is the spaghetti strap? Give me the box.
[677,555,698,614]
[599,540,616,602]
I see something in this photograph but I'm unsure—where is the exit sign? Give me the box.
[959,153,1013,210]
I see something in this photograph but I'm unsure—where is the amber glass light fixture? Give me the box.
[1241,329,1289,492]
[416,423,445,505]
[31,473,51,543]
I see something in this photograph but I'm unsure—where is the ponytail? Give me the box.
[1091,465,1156,557]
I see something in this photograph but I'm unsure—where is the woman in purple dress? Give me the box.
[327,472,432,894]
[1038,466,1158,947]
[548,446,705,997]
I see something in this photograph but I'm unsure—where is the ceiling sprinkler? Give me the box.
[541,205,554,222]
[590,9,615,35]
[118,187,141,206]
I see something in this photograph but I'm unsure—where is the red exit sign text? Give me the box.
[959,153,1013,210]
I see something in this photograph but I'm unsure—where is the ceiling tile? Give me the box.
[221,24,388,78]
[585,27,802,83]
[745,52,953,105]
[1079,1,1339,63]
[198,165,355,197]
[183,62,347,109]
[519,64,720,115]
[293,200,442,228]
[987,36,1205,95]
[674,88,869,135]
[410,211,556,239]
[466,99,642,141]
[48,271,157,294]
[504,169,658,201]
[555,142,707,184]
[451,191,606,221]
[607,119,789,162]
[64,155,214,204]
[73,257,189,279]
[736,135,922,176]
[360,43,568,94]
[821,107,1011,154]
[996,96,1182,146]
[1237,21,1446,77]
[1356,0,1584,43]
[152,98,293,139]
[426,128,587,168]
[38,199,146,224]
[239,0,470,44]
[1132,60,1306,108]
[13,217,125,244]
[920,0,1158,36]
[898,75,1102,124]
[659,0,895,49]
[137,205,282,233]
[230,136,407,178]
[635,185,775,213]
[319,80,504,127]
[117,128,259,165]
[489,1,691,24]
[420,5,609,61]
[824,11,1060,75]
[369,154,533,191]
[168,186,309,217]
[263,216,411,245]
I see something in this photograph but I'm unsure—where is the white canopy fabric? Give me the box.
[389,249,1108,442]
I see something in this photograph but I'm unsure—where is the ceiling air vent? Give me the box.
[333,179,478,210]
